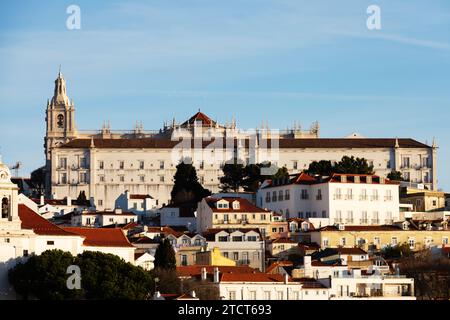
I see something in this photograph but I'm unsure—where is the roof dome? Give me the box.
[0,160,11,183]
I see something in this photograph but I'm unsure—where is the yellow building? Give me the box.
[400,188,448,212]
[307,224,450,251]
[196,247,237,266]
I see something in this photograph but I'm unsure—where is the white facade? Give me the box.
[159,206,197,231]
[115,190,158,217]
[329,269,415,300]
[44,72,437,212]
[71,208,137,227]
[204,229,264,270]
[257,173,401,228]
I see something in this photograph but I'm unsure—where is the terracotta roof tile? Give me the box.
[18,204,79,236]
[220,273,294,283]
[177,265,258,277]
[205,197,269,213]
[63,227,135,247]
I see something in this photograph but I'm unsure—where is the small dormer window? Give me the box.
[232,201,240,210]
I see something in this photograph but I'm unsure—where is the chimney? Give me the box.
[40,194,45,206]
[67,196,72,206]
[201,267,207,281]
[284,274,289,284]
[213,267,220,283]
[304,256,312,277]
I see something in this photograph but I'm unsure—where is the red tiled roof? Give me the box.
[130,236,159,244]
[182,111,216,127]
[266,261,294,273]
[332,247,368,255]
[177,265,258,277]
[272,238,296,244]
[18,204,79,236]
[130,194,153,200]
[145,226,184,237]
[220,273,294,283]
[62,227,135,248]
[205,197,269,213]
[59,138,430,150]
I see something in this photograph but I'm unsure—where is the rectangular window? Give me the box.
[218,236,228,242]
[59,157,67,169]
[249,291,256,300]
[79,157,87,169]
[159,161,165,169]
[233,252,239,261]
[23,250,29,257]
[301,189,309,200]
[374,237,380,246]
[392,237,398,246]
[99,175,105,182]
[139,161,145,170]
[285,189,290,200]
[293,161,298,170]
[79,172,87,184]
[60,172,67,184]
[229,291,236,300]
[119,175,125,182]
[98,200,103,206]
[402,157,410,168]
[443,237,449,245]
[265,192,271,203]
[181,255,188,266]
[361,211,368,224]
[140,175,145,182]
[47,241,55,245]
[264,291,271,300]
[159,176,165,182]
[99,161,104,170]
[278,190,284,201]
[119,161,124,169]
[316,189,322,200]
[247,236,257,242]
[340,237,346,246]
[232,236,243,242]
[272,191,277,202]
[385,190,392,201]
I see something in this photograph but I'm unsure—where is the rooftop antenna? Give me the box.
[11,161,22,177]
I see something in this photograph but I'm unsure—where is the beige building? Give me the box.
[307,223,450,252]
[400,189,448,212]
[197,197,273,234]
[44,71,438,211]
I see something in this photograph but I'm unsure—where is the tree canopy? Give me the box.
[387,170,404,181]
[8,250,153,300]
[306,156,374,176]
[220,161,289,193]
[154,238,177,271]
[170,160,211,205]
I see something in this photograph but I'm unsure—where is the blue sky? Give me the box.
[0,1,449,190]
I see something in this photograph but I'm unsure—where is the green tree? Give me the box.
[8,249,81,300]
[381,243,413,259]
[334,156,374,174]
[150,268,181,295]
[8,250,153,300]
[387,170,403,181]
[170,160,211,205]
[306,160,334,176]
[154,238,177,271]
[220,162,246,192]
[307,156,374,176]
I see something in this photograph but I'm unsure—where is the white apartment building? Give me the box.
[257,172,401,228]
[44,71,437,211]
[216,271,330,300]
[203,228,264,270]
[159,205,197,231]
[70,208,137,227]
[115,190,158,217]
[328,269,415,300]
[197,197,273,233]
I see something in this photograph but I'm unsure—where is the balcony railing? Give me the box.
[359,195,368,201]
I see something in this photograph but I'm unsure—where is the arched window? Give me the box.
[1,197,9,219]
[57,114,64,128]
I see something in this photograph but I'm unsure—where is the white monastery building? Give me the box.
[44,71,437,211]
[257,172,401,228]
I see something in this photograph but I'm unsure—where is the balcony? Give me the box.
[316,195,322,201]
[371,219,380,225]
[333,195,342,200]
[359,195,368,201]
[360,219,368,224]
[344,195,354,200]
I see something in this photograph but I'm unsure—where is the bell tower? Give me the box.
[0,156,21,231]
[44,68,77,160]
[44,68,77,196]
